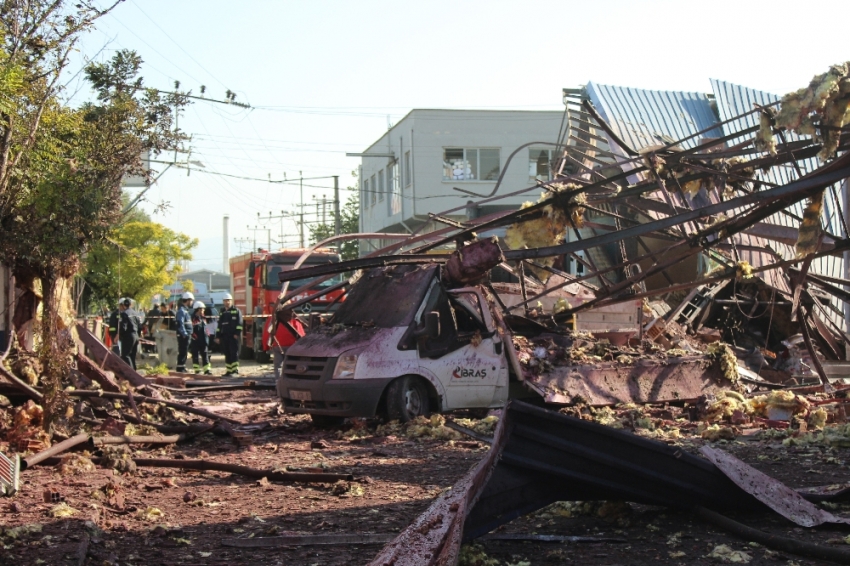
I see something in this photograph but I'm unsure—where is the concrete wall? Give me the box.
[359,109,564,240]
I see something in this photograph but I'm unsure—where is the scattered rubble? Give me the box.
[1,62,849,566]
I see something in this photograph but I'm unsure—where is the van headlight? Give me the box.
[332,355,358,379]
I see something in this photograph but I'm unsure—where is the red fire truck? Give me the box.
[229,248,344,362]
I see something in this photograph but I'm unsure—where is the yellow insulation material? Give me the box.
[504,183,583,282]
[796,190,825,258]
[775,62,850,160]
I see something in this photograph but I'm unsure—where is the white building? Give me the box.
[357,109,565,253]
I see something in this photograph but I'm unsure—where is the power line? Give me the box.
[104,12,206,86]
[128,0,231,91]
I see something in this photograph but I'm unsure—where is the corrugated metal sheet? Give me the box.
[585,82,723,153]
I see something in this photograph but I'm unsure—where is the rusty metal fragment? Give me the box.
[373,400,850,565]
[524,355,731,406]
[700,445,850,527]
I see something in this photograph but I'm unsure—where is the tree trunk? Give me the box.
[38,271,74,431]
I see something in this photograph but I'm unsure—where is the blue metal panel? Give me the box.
[586,82,722,153]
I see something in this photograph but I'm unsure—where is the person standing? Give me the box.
[215,293,243,376]
[145,303,161,337]
[190,301,211,375]
[118,298,140,370]
[175,291,194,372]
[157,302,175,332]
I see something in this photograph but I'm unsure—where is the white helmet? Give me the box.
[222,293,233,300]
[181,291,194,301]
[118,298,125,307]
[192,301,205,310]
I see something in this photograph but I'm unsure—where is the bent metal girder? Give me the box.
[370,401,850,566]
[278,153,850,309]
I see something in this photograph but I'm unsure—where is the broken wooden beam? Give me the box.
[222,533,395,548]
[65,390,241,424]
[33,456,353,484]
[74,352,121,392]
[91,435,183,446]
[0,365,42,402]
[74,323,149,388]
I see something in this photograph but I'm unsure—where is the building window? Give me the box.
[404,151,411,187]
[378,169,385,202]
[529,148,554,181]
[443,148,500,181]
[370,175,376,206]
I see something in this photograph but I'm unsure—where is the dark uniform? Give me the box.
[118,304,140,370]
[190,308,211,374]
[107,308,119,352]
[160,305,176,331]
[216,305,243,375]
[175,304,192,372]
[145,306,161,337]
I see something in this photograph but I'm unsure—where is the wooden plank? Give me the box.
[74,324,149,388]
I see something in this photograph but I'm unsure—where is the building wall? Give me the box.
[359,109,564,241]
[177,270,231,291]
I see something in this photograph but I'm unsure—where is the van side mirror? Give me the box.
[248,262,256,287]
[425,311,440,339]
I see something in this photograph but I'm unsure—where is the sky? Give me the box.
[64,0,850,271]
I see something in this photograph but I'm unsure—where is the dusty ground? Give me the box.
[2,357,850,566]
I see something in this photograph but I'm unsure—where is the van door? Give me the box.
[416,286,507,409]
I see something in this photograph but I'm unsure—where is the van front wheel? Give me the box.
[386,376,430,422]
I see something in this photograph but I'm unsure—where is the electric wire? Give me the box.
[128,0,231,91]
[102,13,205,87]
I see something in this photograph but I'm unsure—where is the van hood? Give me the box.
[287,325,391,358]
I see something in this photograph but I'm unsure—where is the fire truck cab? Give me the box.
[229,248,344,362]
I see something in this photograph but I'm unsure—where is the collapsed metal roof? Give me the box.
[585,81,723,152]
[279,68,850,383]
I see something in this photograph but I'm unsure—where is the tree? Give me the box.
[309,173,360,260]
[0,26,190,427]
[83,221,197,309]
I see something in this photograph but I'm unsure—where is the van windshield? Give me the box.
[267,264,344,291]
[331,265,437,328]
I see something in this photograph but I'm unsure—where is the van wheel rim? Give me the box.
[404,387,423,415]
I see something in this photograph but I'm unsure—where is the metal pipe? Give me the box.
[22,433,91,470]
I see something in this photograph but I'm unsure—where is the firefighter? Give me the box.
[190,300,211,375]
[175,291,194,372]
[117,298,140,370]
[215,292,243,376]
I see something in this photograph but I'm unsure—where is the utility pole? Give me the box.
[234,237,253,254]
[258,211,298,250]
[247,225,270,252]
[333,175,341,236]
[299,171,304,248]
